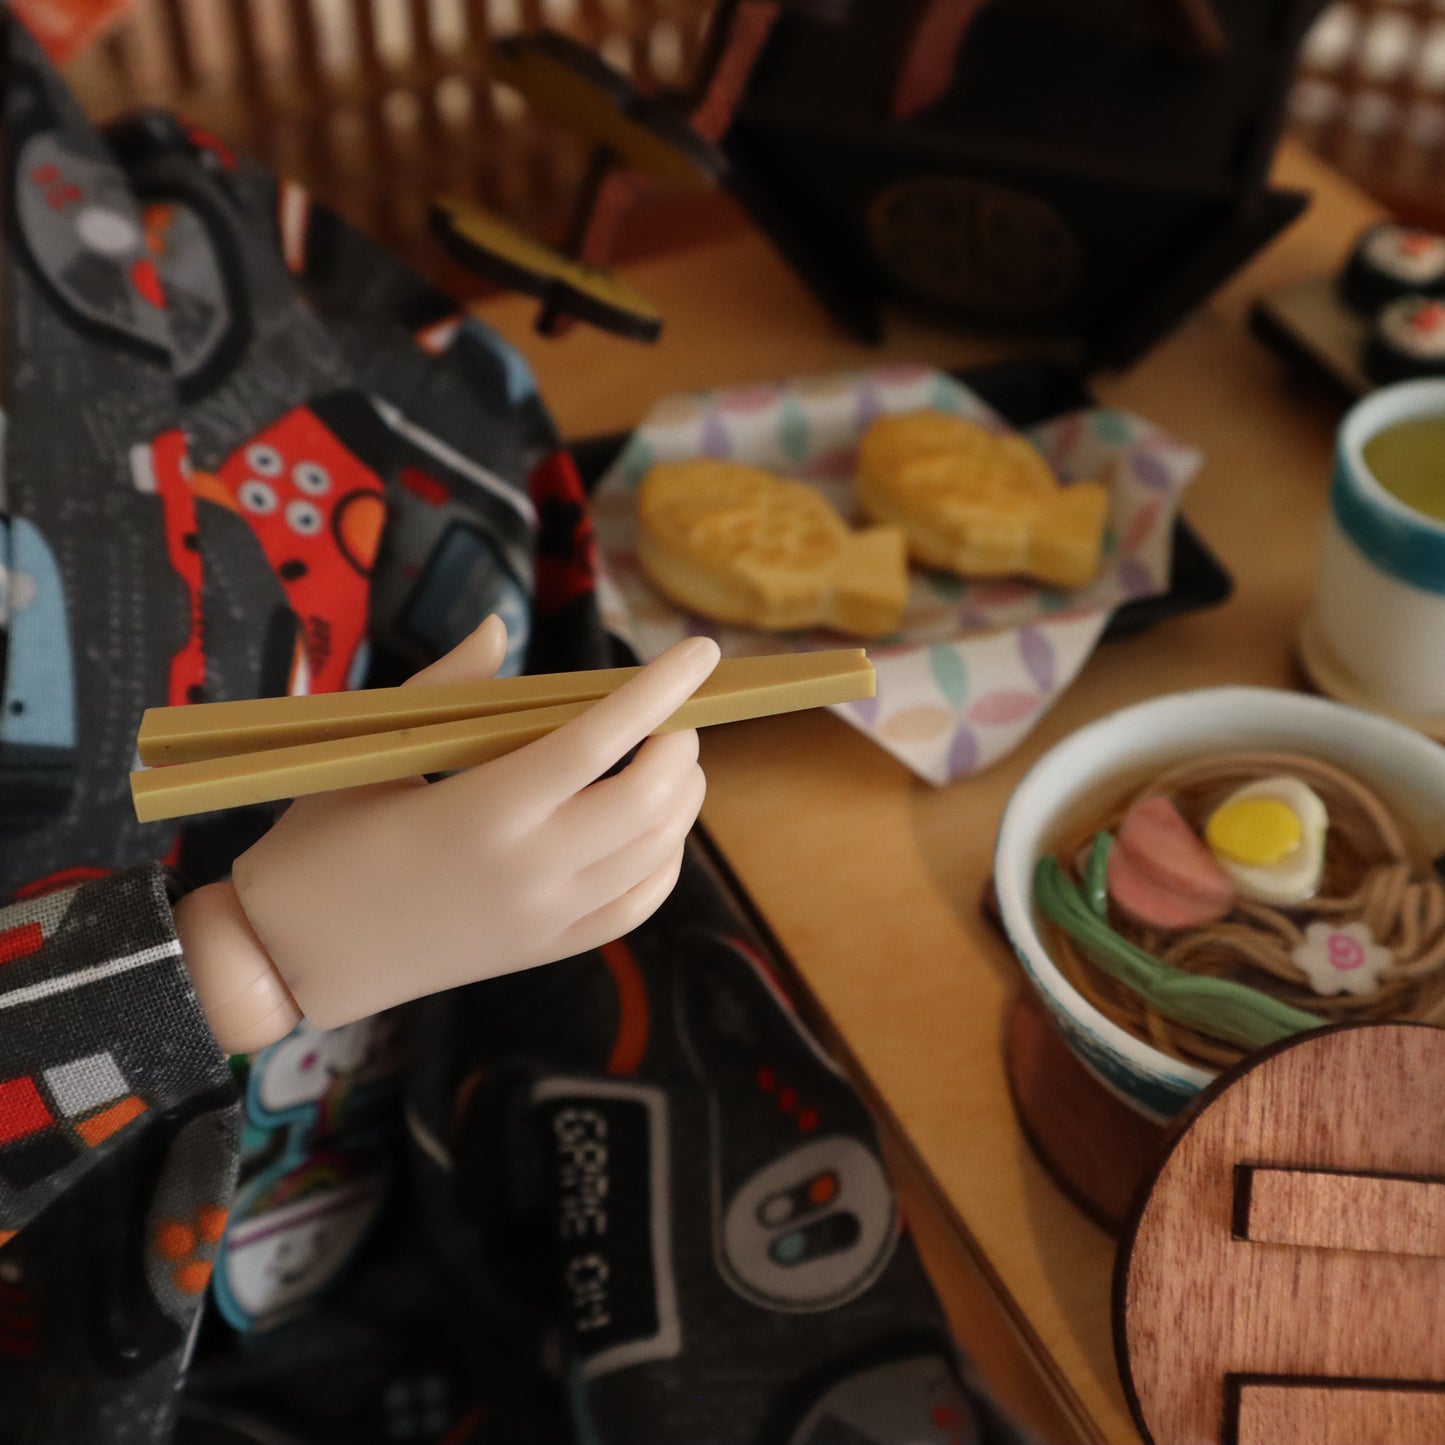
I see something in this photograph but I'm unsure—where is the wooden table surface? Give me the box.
[477,141,1384,1445]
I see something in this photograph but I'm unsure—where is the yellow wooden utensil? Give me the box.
[131,649,875,823]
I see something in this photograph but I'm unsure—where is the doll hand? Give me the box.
[226,620,719,1030]
[176,615,514,1052]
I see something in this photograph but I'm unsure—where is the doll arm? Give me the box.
[176,618,718,1051]
[0,867,233,1243]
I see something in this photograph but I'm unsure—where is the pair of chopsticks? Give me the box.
[130,648,875,823]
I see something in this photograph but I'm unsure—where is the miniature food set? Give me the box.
[1368,296,1445,388]
[994,686,1445,1122]
[1034,752,1445,1074]
[1341,223,1445,316]
[635,459,910,636]
[854,411,1110,589]
[1349,225,1445,388]
[633,412,1113,640]
[1253,222,1445,400]
[594,365,1201,784]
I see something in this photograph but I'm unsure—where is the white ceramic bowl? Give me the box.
[994,686,1445,1122]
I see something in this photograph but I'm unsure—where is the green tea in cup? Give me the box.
[1315,379,1445,717]
[1362,415,1445,524]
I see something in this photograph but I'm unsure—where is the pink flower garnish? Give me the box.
[1291,921,1390,997]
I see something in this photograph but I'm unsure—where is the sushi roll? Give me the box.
[1340,223,1445,314]
[1364,295,1445,385]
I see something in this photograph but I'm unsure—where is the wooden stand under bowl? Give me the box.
[1002,988,1169,1232]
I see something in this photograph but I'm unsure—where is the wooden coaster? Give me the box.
[1117,1022,1445,1445]
[1296,610,1445,743]
[1002,988,1168,1233]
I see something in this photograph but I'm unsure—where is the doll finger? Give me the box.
[279,615,507,822]
[555,727,700,861]
[570,762,705,914]
[403,614,508,689]
[558,845,687,957]
[500,635,719,814]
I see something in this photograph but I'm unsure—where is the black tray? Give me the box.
[569,358,1232,642]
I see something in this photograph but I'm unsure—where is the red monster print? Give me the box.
[132,429,206,707]
[216,407,387,695]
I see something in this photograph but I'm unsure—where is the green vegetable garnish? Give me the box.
[1084,832,1112,919]
[1033,856,1323,1051]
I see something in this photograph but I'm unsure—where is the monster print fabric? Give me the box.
[0,14,1031,1445]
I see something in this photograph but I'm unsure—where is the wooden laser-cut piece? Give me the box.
[891,0,990,121]
[889,0,1228,123]
[1116,1023,1445,1445]
[430,201,663,342]
[488,32,725,194]
[1237,1165,1445,1260]
[1230,1378,1445,1445]
[484,29,728,338]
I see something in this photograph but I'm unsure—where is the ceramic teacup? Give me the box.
[1310,377,1445,717]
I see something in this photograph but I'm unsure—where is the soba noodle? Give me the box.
[1037,751,1445,1069]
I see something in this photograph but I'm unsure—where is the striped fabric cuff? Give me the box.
[0,864,232,1239]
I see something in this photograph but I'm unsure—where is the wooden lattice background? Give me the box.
[1292,0,1445,227]
[62,0,718,262]
[58,3,1445,287]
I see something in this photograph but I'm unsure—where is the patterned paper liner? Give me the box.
[592,365,1203,785]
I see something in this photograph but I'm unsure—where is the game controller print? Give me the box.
[675,932,901,1313]
[775,1348,981,1445]
[722,1135,896,1313]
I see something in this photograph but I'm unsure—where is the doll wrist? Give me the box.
[173,881,302,1054]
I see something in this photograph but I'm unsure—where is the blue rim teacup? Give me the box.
[1313,378,1445,717]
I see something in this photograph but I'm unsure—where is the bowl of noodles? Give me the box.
[995,687,1445,1121]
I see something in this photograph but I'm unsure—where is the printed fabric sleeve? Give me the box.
[270,179,612,675]
[0,863,234,1246]
[357,311,615,677]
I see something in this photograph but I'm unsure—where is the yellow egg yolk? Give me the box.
[1205,797,1302,866]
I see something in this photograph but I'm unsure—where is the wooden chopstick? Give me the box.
[137,664,649,765]
[137,650,868,763]
[130,649,874,823]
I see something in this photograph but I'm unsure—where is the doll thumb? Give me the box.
[404,614,509,689]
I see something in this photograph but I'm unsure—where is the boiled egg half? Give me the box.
[1203,776,1328,906]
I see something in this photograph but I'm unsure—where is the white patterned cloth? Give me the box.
[593,365,1204,785]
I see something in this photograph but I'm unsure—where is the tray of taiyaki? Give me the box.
[574,358,1230,786]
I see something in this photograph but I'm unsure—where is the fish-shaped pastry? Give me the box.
[857,411,1109,589]
[636,460,908,637]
